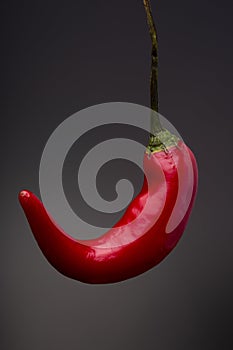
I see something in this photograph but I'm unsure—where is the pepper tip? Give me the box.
[18,190,31,202]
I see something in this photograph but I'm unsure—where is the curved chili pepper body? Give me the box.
[19,141,198,284]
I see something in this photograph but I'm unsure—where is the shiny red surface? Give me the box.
[19,141,198,284]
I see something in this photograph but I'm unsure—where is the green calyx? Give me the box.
[146,128,179,153]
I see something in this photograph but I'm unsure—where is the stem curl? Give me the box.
[143,0,163,144]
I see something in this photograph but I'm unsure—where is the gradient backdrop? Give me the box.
[1,0,233,349]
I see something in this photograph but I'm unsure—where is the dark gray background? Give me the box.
[1,0,233,349]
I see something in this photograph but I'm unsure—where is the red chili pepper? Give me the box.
[18,1,198,284]
[19,141,197,284]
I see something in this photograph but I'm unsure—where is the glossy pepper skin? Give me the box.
[19,141,198,284]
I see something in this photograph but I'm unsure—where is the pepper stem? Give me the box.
[143,0,163,144]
